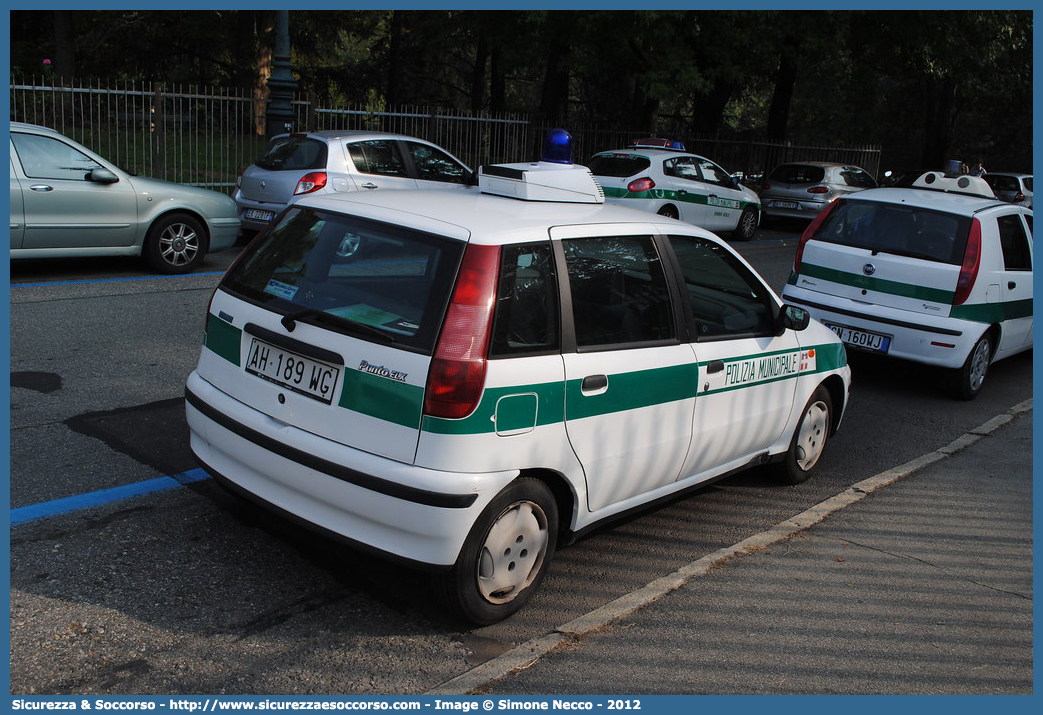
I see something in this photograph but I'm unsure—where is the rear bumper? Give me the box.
[232,192,282,232]
[782,285,984,369]
[184,371,517,567]
[760,196,828,220]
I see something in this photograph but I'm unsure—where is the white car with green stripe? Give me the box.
[782,170,1032,399]
[587,140,761,240]
[185,134,849,624]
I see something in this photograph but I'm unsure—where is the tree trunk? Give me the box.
[766,51,797,142]
[52,10,75,81]
[386,11,406,108]
[489,46,506,113]
[920,76,957,169]
[471,34,489,114]
[540,37,570,124]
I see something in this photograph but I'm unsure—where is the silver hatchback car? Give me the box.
[758,161,877,221]
[233,130,475,235]
[983,172,1033,210]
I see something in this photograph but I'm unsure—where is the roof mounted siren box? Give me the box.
[631,137,687,151]
[912,163,997,199]
[479,129,605,204]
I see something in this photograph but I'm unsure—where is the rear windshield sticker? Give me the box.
[264,279,299,301]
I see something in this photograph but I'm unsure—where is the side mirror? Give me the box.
[89,168,120,184]
[778,304,810,334]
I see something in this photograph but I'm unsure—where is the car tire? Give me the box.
[144,212,207,274]
[951,333,992,400]
[435,478,558,625]
[775,386,832,485]
[732,207,759,240]
[657,205,679,220]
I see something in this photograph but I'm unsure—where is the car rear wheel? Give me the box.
[435,478,558,625]
[657,205,679,220]
[732,207,758,240]
[952,334,992,400]
[775,386,832,485]
[144,212,207,274]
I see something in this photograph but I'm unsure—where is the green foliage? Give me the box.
[9,9,1032,172]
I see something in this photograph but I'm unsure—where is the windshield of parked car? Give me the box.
[255,137,328,171]
[221,207,464,352]
[812,199,972,265]
[586,153,652,178]
[769,164,826,184]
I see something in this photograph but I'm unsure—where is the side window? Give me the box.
[841,168,876,188]
[667,235,777,339]
[697,159,732,187]
[664,157,700,181]
[562,236,675,349]
[10,132,102,181]
[997,214,1033,272]
[347,140,409,178]
[490,243,560,357]
[404,142,470,184]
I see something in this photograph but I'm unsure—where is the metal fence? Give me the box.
[10,76,880,192]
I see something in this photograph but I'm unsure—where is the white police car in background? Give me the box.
[587,139,761,240]
[185,131,851,624]
[782,170,1032,399]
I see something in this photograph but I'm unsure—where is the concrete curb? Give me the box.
[425,398,1032,696]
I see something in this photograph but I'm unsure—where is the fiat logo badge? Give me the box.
[863,263,876,276]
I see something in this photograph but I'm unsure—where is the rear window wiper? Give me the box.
[280,307,396,344]
[870,247,940,261]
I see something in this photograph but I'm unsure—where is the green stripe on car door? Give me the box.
[601,186,757,212]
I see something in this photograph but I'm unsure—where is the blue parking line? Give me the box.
[10,468,212,526]
[11,271,226,289]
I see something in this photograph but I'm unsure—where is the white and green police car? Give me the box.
[782,170,1032,399]
[587,139,761,240]
[185,132,850,624]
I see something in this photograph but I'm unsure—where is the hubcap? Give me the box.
[159,222,200,267]
[795,400,829,471]
[742,212,756,236]
[477,501,549,605]
[968,339,991,392]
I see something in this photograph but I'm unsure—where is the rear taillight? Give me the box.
[1014,191,1026,203]
[807,186,830,194]
[760,182,771,191]
[793,199,841,274]
[954,218,982,306]
[627,177,656,193]
[423,244,501,419]
[294,172,328,195]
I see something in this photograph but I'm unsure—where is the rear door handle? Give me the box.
[1008,281,1017,290]
[581,374,608,393]
[360,182,379,190]
[707,360,725,374]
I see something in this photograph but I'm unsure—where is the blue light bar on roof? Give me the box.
[541,128,574,164]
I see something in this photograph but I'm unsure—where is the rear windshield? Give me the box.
[255,137,328,171]
[222,207,464,352]
[768,164,825,184]
[812,199,972,265]
[586,153,651,178]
